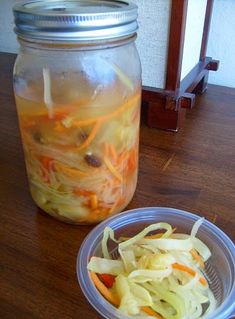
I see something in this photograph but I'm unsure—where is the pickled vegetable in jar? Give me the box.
[13,0,141,224]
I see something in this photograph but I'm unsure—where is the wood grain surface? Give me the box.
[0,52,234,319]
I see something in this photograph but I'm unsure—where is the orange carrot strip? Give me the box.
[108,143,118,162]
[32,108,75,123]
[104,157,123,183]
[117,150,128,164]
[54,162,89,178]
[21,119,36,129]
[54,121,65,132]
[73,188,94,197]
[90,194,98,210]
[172,263,207,286]
[85,210,101,223]
[146,227,176,239]
[126,149,137,172]
[119,236,131,241]
[190,249,205,269]
[91,209,101,215]
[109,196,125,215]
[88,208,112,222]
[76,121,101,150]
[104,142,110,157]
[89,271,119,306]
[123,227,177,240]
[99,94,139,123]
[70,118,97,127]
[73,93,140,127]
[38,156,53,170]
[141,306,163,319]
[144,233,165,239]
[131,104,140,122]
[120,232,165,241]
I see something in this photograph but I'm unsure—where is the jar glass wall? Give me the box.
[13,37,141,223]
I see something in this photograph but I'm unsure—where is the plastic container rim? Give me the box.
[77,207,235,319]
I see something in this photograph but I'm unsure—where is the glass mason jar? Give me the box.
[13,0,141,224]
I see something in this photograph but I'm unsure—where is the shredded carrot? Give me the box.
[33,108,75,123]
[109,200,119,215]
[141,306,163,319]
[77,121,101,150]
[119,236,131,241]
[73,188,94,197]
[54,162,89,178]
[144,233,165,239]
[122,228,177,241]
[109,196,125,215]
[190,249,205,269]
[104,157,123,183]
[91,272,163,318]
[131,104,140,122]
[98,208,111,219]
[54,121,65,132]
[108,143,118,162]
[99,93,139,123]
[104,142,110,157]
[40,168,50,184]
[121,232,165,241]
[90,194,98,210]
[72,93,140,127]
[70,117,97,127]
[85,210,102,223]
[145,228,177,239]
[21,119,36,129]
[126,148,137,173]
[91,209,101,215]
[104,143,118,162]
[38,156,53,170]
[87,208,113,222]
[117,150,128,164]
[172,263,207,286]
[89,271,119,306]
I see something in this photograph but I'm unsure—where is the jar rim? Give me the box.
[13,0,138,42]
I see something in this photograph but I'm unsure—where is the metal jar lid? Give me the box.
[13,0,138,42]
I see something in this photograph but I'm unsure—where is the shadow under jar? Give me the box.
[13,0,141,224]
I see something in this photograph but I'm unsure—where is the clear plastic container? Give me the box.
[13,1,141,224]
[77,207,235,319]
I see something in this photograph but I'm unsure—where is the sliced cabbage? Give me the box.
[119,249,137,273]
[87,218,216,319]
[101,226,119,259]
[87,256,124,275]
[138,237,193,251]
[115,274,139,315]
[118,223,173,251]
[115,275,152,315]
[128,268,172,283]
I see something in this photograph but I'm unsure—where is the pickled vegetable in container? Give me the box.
[13,0,141,224]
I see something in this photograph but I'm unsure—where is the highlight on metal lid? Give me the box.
[13,0,138,42]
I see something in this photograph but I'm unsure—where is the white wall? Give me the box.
[0,0,19,53]
[132,0,171,88]
[207,0,235,88]
[181,0,207,80]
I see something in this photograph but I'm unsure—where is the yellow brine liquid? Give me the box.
[15,86,141,223]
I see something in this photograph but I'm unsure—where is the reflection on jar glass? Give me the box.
[13,0,141,224]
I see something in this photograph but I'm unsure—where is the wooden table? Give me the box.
[1,52,235,319]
